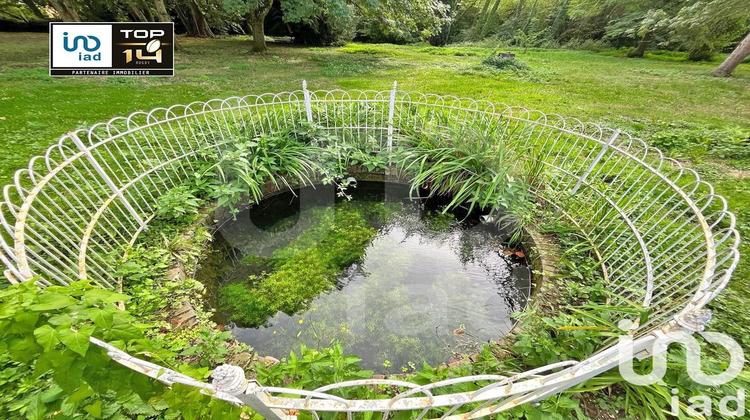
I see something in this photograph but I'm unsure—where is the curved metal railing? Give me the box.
[0,83,739,418]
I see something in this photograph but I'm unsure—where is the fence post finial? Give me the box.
[212,364,248,395]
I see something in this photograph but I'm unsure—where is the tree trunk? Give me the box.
[188,0,213,37]
[246,1,273,52]
[479,0,491,16]
[628,30,652,58]
[174,5,196,36]
[712,31,750,77]
[128,1,149,22]
[48,0,80,21]
[249,15,266,52]
[22,0,47,20]
[480,0,502,37]
[154,0,181,50]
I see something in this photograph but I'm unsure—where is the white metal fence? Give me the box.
[0,83,739,418]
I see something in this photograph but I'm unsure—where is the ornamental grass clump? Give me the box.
[398,119,534,217]
[196,128,319,215]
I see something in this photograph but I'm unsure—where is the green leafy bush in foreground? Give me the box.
[0,281,241,419]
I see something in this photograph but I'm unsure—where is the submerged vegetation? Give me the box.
[208,184,530,371]
[218,203,378,326]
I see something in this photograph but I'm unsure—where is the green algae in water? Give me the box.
[202,182,531,373]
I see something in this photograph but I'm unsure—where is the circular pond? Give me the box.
[199,181,532,372]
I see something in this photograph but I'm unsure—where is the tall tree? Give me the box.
[22,0,47,20]
[224,0,448,52]
[48,0,80,21]
[479,0,502,38]
[224,0,272,51]
[188,0,214,37]
[667,0,749,61]
[605,8,669,58]
[712,31,750,77]
[154,0,182,50]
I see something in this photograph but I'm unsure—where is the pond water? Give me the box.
[199,181,531,373]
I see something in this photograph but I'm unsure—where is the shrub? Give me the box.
[481,55,530,71]
[565,38,610,52]
[156,186,202,222]
[645,122,750,161]
[0,281,241,419]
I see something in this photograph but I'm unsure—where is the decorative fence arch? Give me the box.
[0,82,739,419]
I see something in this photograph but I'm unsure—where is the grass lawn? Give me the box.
[1,31,749,354]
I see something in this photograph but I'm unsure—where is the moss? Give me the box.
[218,203,378,326]
[423,210,456,231]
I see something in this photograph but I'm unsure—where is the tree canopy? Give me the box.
[5,0,749,63]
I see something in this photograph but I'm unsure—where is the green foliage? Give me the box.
[180,329,233,367]
[482,55,530,71]
[644,122,750,162]
[667,0,750,61]
[0,281,241,419]
[255,342,374,392]
[156,186,202,222]
[398,119,535,226]
[198,129,318,216]
[218,203,377,326]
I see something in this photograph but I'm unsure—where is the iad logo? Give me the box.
[617,314,746,417]
[617,317,744,387]
[50,23,112,70]
[671,388,745,417]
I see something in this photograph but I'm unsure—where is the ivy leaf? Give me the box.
[48,313,73,326]
[65,385,95,405]
[8,337,42,363]
[30,294,78,311]
[8,311,39,334]
[58,325,94,356]
[32,352,54,378]
[106,323,142,341]
[33,325,60,352]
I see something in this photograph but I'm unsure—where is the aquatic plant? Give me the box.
[218,203,377,326]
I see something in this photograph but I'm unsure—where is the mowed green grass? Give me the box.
[1,32,750,350]
[1,32,748,183]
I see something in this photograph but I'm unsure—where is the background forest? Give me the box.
[1,0,749,75]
